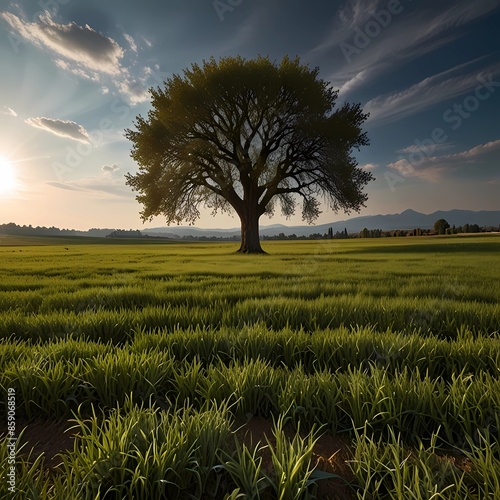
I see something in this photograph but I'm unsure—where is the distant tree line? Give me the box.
[446,223,485,235]
[106,229,143,238]
[359,220,499,238]
[179,235,240,241]
[1,221,498,241]
[0,222,112,238]
[106,230,242,241]
[359,228,431,238]
[263,228,350,240]
[146,233,241,241]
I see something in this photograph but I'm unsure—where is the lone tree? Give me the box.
[434,218,450,235]
[125,56,373,253]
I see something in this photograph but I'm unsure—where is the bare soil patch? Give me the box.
[0,418,78,468]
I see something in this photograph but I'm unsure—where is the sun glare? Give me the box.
[0,156,16,194]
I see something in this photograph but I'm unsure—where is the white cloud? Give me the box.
[338,70,370,95]
[398,143,453,155]
[54,59,100,82]
[25,117,90,143]
[116,78,151,105]
[102,164,120,173]
[124,33,137,53]
[360,163,378,170]
[1,11,124,75]
[0,11,152,105]
[0,106,17,117]
[453,139,500,160]
[387,139,500,181]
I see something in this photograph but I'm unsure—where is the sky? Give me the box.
[0,0,499,230]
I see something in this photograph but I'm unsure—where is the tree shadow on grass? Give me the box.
[347,241,500,255]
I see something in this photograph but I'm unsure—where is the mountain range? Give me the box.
[143,209,500,238]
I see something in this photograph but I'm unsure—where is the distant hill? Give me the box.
[2,209,498,240]
[144,209,500,238]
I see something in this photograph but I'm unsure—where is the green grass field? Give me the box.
[1,235,499,498]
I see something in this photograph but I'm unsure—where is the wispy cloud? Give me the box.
[0,106,17,117]
[387,139,500,181]
[123,33,137,53]
[312,1,500,96]
[0,10,153,104]
[25,117,90,143]
[360,163,378,170]
[54,59,100,82]
[339,70,370,95]
[312,0,381,52]
[453,140,500,160]
[364,61,500,125]
[46,169,131,197]
[398,143,453,155]
[45,181,82,192]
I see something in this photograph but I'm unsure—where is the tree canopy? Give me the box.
[434,218,450,235]
[125,56,373,253]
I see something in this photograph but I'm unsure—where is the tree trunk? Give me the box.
[237,208,265,254]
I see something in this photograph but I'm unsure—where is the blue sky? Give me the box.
[0,0,499,230]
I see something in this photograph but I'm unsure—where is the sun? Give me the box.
[0,156,16,194]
